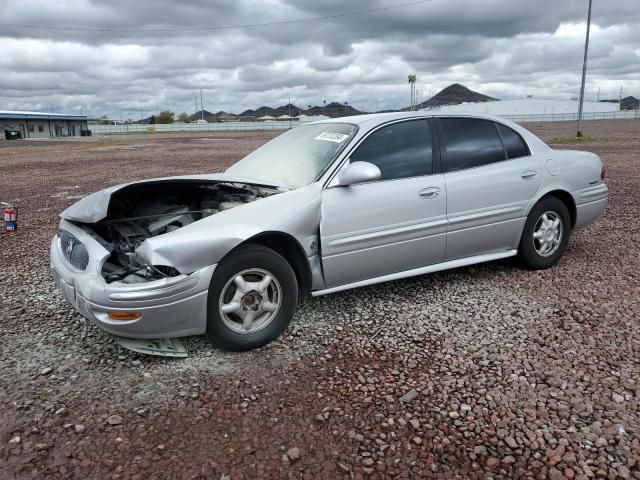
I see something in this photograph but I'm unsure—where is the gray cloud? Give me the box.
[0,0,638,118]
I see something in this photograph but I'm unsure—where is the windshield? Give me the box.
[227,123,357,188]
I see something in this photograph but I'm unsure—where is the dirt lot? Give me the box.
[0,121,638,479]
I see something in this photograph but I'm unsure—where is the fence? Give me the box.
[89,110,639,134]
[89,121,298,134]
[496,110,639,123]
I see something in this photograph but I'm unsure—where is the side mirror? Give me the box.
[339,161,381,186]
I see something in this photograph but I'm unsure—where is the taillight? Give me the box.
[600,164,606,180]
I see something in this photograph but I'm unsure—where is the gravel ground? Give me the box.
[0,121,638,479]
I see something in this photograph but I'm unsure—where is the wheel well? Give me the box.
[241,232,312,299]
[545,190,576,228]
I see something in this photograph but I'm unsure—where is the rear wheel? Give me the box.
[518,196,571,269]
[206,245,298,351]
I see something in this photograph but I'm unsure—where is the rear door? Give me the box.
[320,119,447,288]
[438,117,542,260]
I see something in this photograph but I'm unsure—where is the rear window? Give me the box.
[496,123,530,159]
[441,118,506,172]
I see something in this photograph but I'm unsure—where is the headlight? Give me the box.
[58,230,89,271]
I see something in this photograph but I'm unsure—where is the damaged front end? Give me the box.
[69,179,281,284]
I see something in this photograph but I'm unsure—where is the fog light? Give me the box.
[107,311,142,321]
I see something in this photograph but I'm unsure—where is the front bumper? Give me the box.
[50,220,216,338]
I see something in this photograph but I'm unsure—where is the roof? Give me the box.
[309,111,532,131]
[0,110,87,121]
[425,98,619,115]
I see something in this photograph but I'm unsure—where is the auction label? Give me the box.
[315,132,349,143]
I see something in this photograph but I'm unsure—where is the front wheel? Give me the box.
[518,196,571,270]
[206,245,298,351]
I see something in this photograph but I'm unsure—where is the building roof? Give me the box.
[0,110,87,121]
[424,98,619,115]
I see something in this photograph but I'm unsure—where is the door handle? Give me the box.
[521,170,538,180]
[418,187,440,199]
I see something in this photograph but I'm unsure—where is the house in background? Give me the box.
[0,110,88,140]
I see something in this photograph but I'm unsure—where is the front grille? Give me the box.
[59,230,89,271]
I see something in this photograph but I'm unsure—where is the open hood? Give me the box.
[60,172,280,223]
[59,173,284,284]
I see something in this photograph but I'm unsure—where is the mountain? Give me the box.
[411,83,497,110]
[306,102,363,117]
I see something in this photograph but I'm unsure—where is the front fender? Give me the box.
[135,183,322,274]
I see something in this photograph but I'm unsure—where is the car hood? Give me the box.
[60,172,283,223]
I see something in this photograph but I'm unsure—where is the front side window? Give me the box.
[496,123,530,159]
[349,120,433,181]
[227,123,357,188]
[441,118,506,172]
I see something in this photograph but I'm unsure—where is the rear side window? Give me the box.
[350,120,433,181]
[440,118,506,172]
[496,123,530,159]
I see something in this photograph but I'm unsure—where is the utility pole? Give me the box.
[577,0,592,138]
[195,96,198,119]
[597,86,600,102]
[200,89,204,121]
[408,74,416,111]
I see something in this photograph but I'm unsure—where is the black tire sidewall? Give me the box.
[518,197,571,270]
[206,245,298,351]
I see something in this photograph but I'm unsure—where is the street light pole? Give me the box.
[577,0,593,138]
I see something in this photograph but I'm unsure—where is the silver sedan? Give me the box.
[51,112,608,351]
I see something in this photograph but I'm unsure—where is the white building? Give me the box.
[429,99,619,116]
[0,110,88,140]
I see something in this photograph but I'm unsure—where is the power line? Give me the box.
[0,0,432,33]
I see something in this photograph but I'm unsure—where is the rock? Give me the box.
[505,436,518,449]
[362,458,374,467]
[400,389,418,403]
[486,457,499,468]
[107,415,123,425]
[409,419,420,430]
[473,445,487,456]
[411,436,422,445]
[617,466,630,479]
[611,392,624,404]
[35,443,49,451]
[8,436,21,445]
[448,411,459,419]
[40,367,53,376]
[287,447,300,462]
[74,424,86,433]
[549,467,566,480]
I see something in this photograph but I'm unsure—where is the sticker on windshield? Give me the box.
[315,132,350,143]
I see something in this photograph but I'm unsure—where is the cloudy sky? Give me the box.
[1,0,638,119]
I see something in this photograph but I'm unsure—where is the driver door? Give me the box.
[320,119,447,288]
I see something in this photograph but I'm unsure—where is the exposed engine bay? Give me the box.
[79,180,280,284]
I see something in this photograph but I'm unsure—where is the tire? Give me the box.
[206,244,298,351]
[518,196,571,270]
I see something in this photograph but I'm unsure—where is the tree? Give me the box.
[98,115,110,125]
[177,112,191,123]
[149,115,156,124]
[156,111,175,124]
